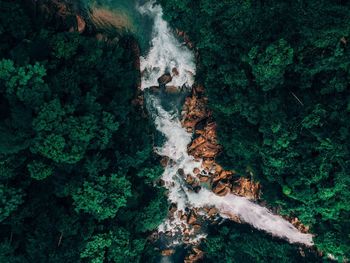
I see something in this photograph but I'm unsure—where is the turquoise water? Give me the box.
[80,0,154,52]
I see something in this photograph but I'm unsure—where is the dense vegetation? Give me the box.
[159,0,350,260]
[0,0,166,262]
[203,222,321,263]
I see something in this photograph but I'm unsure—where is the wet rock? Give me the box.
[186,174,195,185]
[178,168,185,177]
[193,167,200,175]
[161,249,175,256]
[192,224,201,232]
[208,207,218,217]
[169,203,177,213]
[202,157,215,170]
[193,185,201,193]
[165,86,180,93]
[213,182,230,196]
[160,157,169,167]
[213,170,233,183]
[199,174,209,183]
[172,67,179,76]
[149,86,161,93]
[158,73,172,86]
[187,212,197,225]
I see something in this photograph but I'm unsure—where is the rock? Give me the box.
[149,86,161,93]
[213,170,233,183]
[213,181,226,194]
[172,67,179,76]
[165,86,180,93]
[193,167,200,175]
[158,73,172,86]
[192,224,201,232]
[186,247,204,262]
[160,157,169,167]
[213,182,231,196]
[169,203,177,213]
[161,249,175,256]
[76,15,85,33]
[193,185,201,193]
[178,168,185,177]
[187,212,197,225]
[208,207,218,217]
[199,174,209,183]
[232,177,261,200]
[202,157,215,170]
[186,174,195,185]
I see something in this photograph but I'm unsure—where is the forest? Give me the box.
[1,0,349,262]
[0,0,167,262]
[159,0,350,261]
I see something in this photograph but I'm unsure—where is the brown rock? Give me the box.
[232,178,261,200]
[213,170,233,183]
[186,175,195,185]
[187,212,197,225]
[160,157,169,167]
[199,175,209,183]
[158,73,172,85]
[213,182,231,196]
[165,86,179,93]
[172,67,179,76]
[76,15,86,33]
[208,207,218,217]
[213,181,226,194]
[193,167,200,175]
[169,203,177,213]
[192,224,201,232]
[161,249,175,256]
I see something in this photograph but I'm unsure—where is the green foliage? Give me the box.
[0,1,165,262]
[137,165,163,185]
[51,33,80,59]
[248,39,294,91]
[27,161,53,180]
[203,223,321,263]
[81,229,146,263]
[73,174,132,220]
[0,184,23,222]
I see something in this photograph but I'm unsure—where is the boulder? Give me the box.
[161,249,175,256]
[213,170,233,183]
[158,73,172,86]
[208,207,218,217]
[193,167,200,175]
[172,67,179,76]
[213,181,226,194]
[232,178,261,200]
[187,212,197,225]
[169,203,177,213]
[213,182,231,196]
[199,174,209,183]
[160,157,169,167]
[165,86,179,93]
[76,15,86,33]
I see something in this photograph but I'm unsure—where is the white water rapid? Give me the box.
[138,0,313,249]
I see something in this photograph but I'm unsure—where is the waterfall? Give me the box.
[138,0,313,249]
